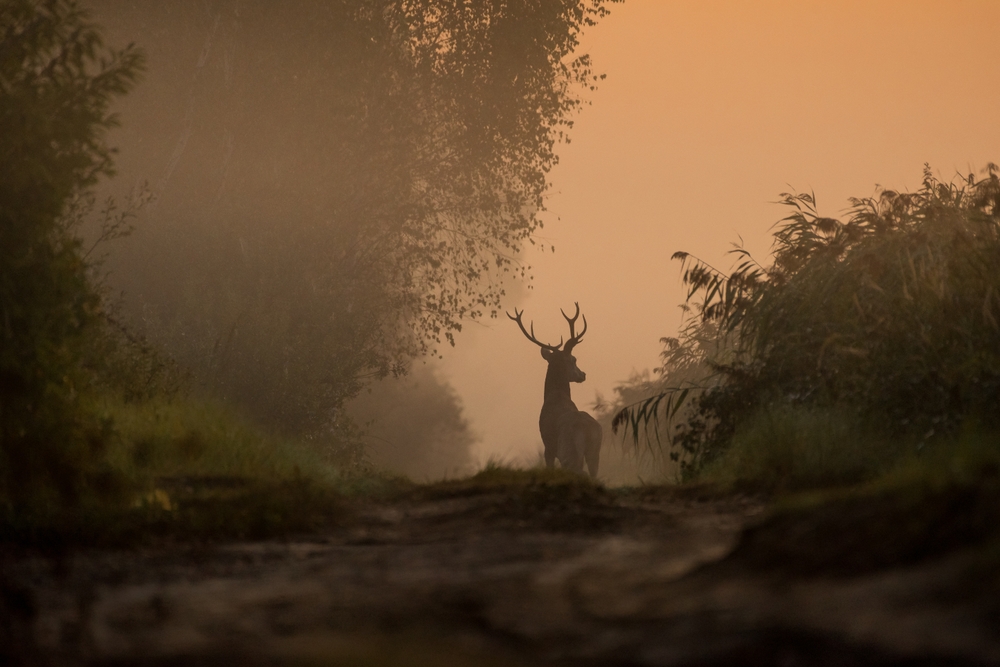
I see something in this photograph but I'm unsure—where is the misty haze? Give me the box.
[3,1,1000,664]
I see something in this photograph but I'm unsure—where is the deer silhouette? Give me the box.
[508,303,602,477]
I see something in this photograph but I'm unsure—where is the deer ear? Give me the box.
[540,348,555,361]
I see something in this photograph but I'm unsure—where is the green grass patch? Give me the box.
[878,424,1000,491]
[1,395,355,547]
[700,405,903,493]
[98,395,340,485]
[2,403,620,547]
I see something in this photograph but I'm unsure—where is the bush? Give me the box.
[743,167,1000,440]
[0,0,143,507]
[603,312,733,481]
[346,365,477,481]
[616,164,1000,482]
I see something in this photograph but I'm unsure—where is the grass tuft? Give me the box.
[416,458,602,498]
[700,405,903,493]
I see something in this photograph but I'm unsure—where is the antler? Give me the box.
[507,308,563,350]
[561,302,588,353]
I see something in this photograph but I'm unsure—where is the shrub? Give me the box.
[616,164,1000,481]
[0,0,143,507]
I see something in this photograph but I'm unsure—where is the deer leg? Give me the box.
[544,448,556,469]
[584,417,602,478]
[585,443,600,478]
[560,431,586,474]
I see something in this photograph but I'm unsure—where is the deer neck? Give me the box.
[543,365,575,409]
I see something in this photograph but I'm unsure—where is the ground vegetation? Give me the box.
[614,165,1000,490]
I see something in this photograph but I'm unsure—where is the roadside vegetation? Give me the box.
[607,164,1000,560]
[614,164,1000,486]
[0,0,619,546]
[598,164,1000,568]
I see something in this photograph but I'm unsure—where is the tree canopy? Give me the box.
[95,0,619,438]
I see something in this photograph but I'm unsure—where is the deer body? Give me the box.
[510,304,602,477]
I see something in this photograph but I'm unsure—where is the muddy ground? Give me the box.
[2,483,999,666]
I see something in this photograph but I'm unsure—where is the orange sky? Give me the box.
[439,0,1000,469]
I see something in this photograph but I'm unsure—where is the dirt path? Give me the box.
[3,487,998,666]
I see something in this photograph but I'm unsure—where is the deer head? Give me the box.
[507,303,589,384]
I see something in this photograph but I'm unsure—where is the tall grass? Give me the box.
[700,405,902,492]
[878,422,1000,492]
[99,395,342,485]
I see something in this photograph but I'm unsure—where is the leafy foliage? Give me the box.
[0,0,144,506]
[99,0,619,440]
[606,306,733,477]
[616,165,1000,480]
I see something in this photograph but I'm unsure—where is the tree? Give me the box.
[0,0,143,505]
[94,0,618,440]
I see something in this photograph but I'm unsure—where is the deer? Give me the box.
[508,303,602,477]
